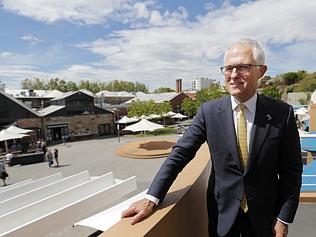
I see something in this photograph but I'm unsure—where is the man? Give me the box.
[46,150,53,167]
[5,150,14,162]
[122,39,302,237]
[0,162,8,186]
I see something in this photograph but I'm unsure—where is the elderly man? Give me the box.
[122,39,302,237]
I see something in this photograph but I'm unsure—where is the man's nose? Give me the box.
[230,67,238,79]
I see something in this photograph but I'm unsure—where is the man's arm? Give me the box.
[122,105,208,224]
[277,106,303,223]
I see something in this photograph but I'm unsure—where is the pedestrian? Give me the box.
[0,162,8,186]
[62,135,67,145]
[5,150,14,162]
[54,149,59,167]
[46,150,53,167]
[41,139,47,153]
[122,39,302,237]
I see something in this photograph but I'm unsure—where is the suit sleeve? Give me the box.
[277,106,303,223]
[147,105,207,202]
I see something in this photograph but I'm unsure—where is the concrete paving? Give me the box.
[3,135,175,237]
[2,134,315,237]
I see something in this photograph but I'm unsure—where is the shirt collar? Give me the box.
[231,93,257,113]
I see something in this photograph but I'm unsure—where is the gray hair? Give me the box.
[223,38,265,65]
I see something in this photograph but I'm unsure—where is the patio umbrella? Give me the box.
[123,119,164,144]
[0,130,29,152]
[164,111,177,117]
[123,119,164,132]
[115,116,139,124]
[171,113,188,120]
[5,125,33,134]
[147,114,161,120]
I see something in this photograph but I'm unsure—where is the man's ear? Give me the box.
[259,65,267,78]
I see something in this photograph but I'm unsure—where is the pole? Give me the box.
[117,123,120,143]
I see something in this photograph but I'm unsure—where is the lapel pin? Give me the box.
[266,114,272,121]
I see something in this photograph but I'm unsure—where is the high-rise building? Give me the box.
[192,78,217,91]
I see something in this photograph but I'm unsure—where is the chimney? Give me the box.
[176,79,182,93]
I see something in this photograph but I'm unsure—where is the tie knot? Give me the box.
[238,103,246,112]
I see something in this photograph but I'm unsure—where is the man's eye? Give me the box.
[238,65,248,70]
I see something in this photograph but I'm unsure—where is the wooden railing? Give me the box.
[100,143,211,237]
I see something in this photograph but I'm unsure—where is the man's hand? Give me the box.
[121,198,156,225]
[271,219,288,237]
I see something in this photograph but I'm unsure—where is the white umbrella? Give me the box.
[6,125,33,134]
[115,116,139,124]
[171,113,188,119]
[123,119,164,132]
[164,111,176,117]
[123,119,164,144]
[147,114,161,120]
[0,130,29,152]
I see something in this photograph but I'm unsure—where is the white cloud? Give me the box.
[20,35,44,45]
[1,0,136,24]
[1,0,188,27]
[0,52,13,58]
[1,0,316,90]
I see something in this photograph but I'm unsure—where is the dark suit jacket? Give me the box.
[147,94,302,237]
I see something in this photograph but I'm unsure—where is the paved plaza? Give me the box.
[4,135,175,237]
[2,134,316,237]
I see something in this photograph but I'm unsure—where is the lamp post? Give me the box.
[117,122,120,143]
[114,108,120,143]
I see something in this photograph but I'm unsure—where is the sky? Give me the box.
[0,0,315,91]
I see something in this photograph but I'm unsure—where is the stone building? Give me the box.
[0,89,114,147]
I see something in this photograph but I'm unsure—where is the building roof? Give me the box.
[96,90,134,97]
[5,89,63,98]
[0,90,40,116]
[51,89,95,101]
[39,105,66,116]
[125,92,180,104]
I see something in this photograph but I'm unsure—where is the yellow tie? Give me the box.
[237,103,248,212]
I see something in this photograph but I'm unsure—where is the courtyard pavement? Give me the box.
[2,134,316,237]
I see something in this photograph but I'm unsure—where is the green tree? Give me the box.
[196,84,228,107]
[21,78,46,90]
[128,100,156,117]
[153,87,175,93]
[181,98,197,117]
[103,80,148,93]
[282,72,302,85]
[65,81,78,91]
[293,73,316,92]
[261,86,282,99]
[156,102,172,116]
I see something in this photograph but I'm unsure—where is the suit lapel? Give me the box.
[217,97,242,171]
[246,95,272,174]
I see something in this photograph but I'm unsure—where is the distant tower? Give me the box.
[192,78,217,91]
[176,79,182,93]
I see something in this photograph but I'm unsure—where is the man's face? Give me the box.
[224,44,267,102]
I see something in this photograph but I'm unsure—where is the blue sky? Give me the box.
[0,0,315,91]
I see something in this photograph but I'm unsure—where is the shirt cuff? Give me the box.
[145,194,160,206]
[277,218,290,225]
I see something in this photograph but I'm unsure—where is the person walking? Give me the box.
[122,39,302,237]
[54,149,59,167]
[0,162,8,186]
[46,150,53,167]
